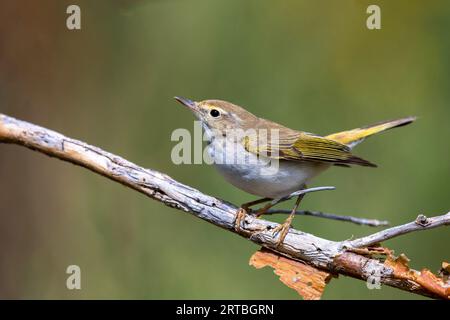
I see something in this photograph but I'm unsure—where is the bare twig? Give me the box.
[346,213,450,248]
[265,209,390,227]
[0,113,448,299]
[259,186,336,210]
[270,186,336,205]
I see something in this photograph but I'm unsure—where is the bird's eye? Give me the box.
[210,109,220,118]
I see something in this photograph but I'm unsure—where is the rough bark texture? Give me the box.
[0,113,448,299]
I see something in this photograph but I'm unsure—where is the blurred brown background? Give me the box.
[0,0,449,299]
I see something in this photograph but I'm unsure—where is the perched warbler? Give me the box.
[175,96,415,245]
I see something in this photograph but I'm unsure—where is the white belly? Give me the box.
[207,139,329,199]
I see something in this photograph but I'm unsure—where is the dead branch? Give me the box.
[0,113,448,299]
[346,213,450,248]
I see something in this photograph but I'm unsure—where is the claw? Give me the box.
[234,208,247,232]
[271,220,292,247]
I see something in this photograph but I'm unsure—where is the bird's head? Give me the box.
[174,97,258,135]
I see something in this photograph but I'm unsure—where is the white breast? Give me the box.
[207,138,329,199]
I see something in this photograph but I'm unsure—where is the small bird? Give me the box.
[175,97,416,245]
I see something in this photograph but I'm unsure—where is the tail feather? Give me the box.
[347,155,377,168]
[326,116,416,148]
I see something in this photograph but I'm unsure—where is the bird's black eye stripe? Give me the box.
[210,109,220,117]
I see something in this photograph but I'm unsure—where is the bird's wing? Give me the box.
[243,130,376,167]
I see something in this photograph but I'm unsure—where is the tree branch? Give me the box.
[346,213,450,248]
[0,113,448,299]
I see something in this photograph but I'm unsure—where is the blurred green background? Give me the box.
[0,0,449,299]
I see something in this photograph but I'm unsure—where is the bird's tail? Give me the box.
[326,116,417,149]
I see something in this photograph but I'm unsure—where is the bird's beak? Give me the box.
[174,96,198,111]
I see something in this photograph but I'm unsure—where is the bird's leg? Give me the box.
[253,202,277,217]
[242,197,272,212]
[234,186,335,233]
[271,193,305,247]
[256,186,335,216]
[250,185,311,217]
[234,197,271,232]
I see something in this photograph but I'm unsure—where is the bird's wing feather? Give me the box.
[243,130,376,167]
[325,116,416,149]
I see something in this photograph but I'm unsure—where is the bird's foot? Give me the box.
[271,216,294,247]
[234,207,248,232]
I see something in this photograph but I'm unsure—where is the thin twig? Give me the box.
[347,213,450,248]
[269,186,335,206]
[264,209,389,227]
